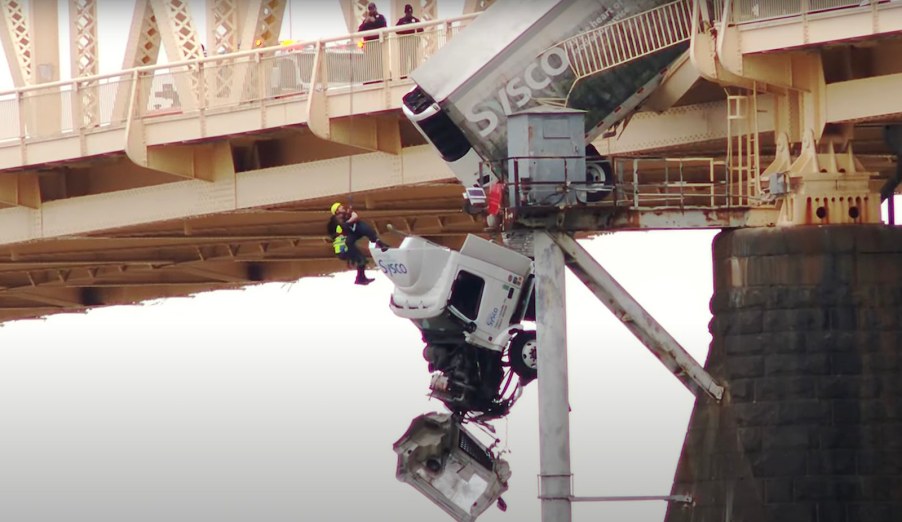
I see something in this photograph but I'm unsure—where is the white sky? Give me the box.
[0,230,717,522]
[0,2,899,521]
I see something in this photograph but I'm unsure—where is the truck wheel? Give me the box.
[509,331,538,382]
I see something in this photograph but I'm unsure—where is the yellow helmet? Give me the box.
[330,202,342,215]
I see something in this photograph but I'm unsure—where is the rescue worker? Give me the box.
[330,202,389,284]
[329,215,375,285]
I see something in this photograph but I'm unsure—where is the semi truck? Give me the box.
[374,234,529,522]
[403,0,691,211]
[384,0,692,518]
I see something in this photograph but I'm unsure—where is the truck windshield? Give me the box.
[449,270,485,321]
[416,313,462,335]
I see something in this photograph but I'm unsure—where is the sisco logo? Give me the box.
[464,47,571,138]
[486,307,500,327]
[378,259,408,275]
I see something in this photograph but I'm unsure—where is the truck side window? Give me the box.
[449,270,485,321]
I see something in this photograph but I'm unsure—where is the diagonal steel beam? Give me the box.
[69,0,99,127]
[551,232,723,401]
[149,0,204,111]
[0,0,31,87]
[112,0,161,124]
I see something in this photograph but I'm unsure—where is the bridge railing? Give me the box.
[0,14,478,145]
[487,155,773,215]
[558,0,693,81]
[715,0,886,24]
[610,156,773,209]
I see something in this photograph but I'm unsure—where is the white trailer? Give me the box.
[402,0,689,209]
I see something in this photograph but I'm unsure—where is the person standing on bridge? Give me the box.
[359,2,387,37]
[358,2,387,83]
[396,4,422,78]
[329,202,389,285]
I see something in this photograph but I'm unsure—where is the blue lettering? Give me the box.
[486,307,500,327]
[377,260,408,275]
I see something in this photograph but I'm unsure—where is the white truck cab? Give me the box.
[372,234,537,420]
[373,234,534,353]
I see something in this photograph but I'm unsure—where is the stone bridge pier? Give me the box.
[666,225,902,522]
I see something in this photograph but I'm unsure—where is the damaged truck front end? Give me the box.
[394,412,511,522]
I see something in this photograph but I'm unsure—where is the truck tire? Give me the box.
[509,331,538,383]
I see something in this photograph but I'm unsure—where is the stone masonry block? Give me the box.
[778,400,831,425]
[830,352,863,375]
[818,376,866,400]
[832,400,861,424]
[724,334,766,356]
[726,355,765,380]
[733,402,779,427]
[768,331,808,354]
[756,376,817,401]
[737,427,762,453]
[858,476,902,501]
[751,450,807,477]
[728,378,755,402]
[766,502,815,522]
[846,503,894,522]
[814,502,848,522]
[762,425,815,450]
[793,476,862,501]
[718,310,764,335]
[765,353,830,377]
[826,306,858,331]
[806,449,856,475]
[857,451,902,475]
[766,478,794,503]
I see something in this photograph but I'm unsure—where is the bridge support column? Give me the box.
[534,231,572,522]
[666,225,902,522]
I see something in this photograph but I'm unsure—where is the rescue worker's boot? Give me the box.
[355,266,375,285]
[375,239,390,252]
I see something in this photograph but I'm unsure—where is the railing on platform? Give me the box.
[611,157,765,209]
[558,0,693,80]
[486,155,773,216]
[716,0,887,24]
[0,14,477,144]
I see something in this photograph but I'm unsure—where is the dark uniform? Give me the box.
[358,3,387,82]
[396,5,422,77]
[329,216,374,286]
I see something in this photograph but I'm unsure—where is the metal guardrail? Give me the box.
[612,157,766,209]
[485,155,771,215]
[558,0,693,80]
[717,0,884,24]
[0,14,478,144]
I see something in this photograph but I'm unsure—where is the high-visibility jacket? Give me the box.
[333,225,348,255]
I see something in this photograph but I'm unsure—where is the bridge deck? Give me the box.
[0,4,899,322]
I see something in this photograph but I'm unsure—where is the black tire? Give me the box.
[509,330,538,383]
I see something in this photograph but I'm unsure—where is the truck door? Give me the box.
[448,270,485,331]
